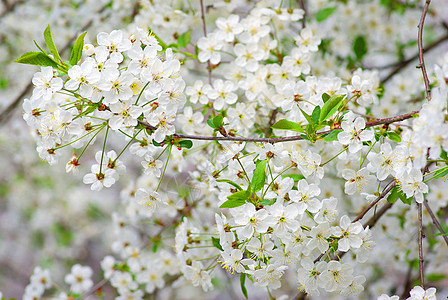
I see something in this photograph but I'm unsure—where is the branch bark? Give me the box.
[424,199,448,246]
[138,110,419,143]
[417,0,432,101]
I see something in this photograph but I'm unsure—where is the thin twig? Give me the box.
[298,0,306,29]
[199,0,212,84]
[352,181,396,223]
[316,181,396,263]
[380,33,448,84]
[264,109,279,137]
[138,110,419,143]
[417,202,425,287]
[400,263,414,299]
[351,110,379,120]
[424,199,448,246]
[417,0,432,101]
[80,278,108,299]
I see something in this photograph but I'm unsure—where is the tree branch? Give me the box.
[380,33,448,84]
[417,202,425,287]
[424,199,448,246]
[352,181,396,223]
[417,0,432,101]
[199,0,212,85]
[297,0,306,29]
[138,110,419,143]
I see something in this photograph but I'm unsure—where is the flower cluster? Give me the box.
[5,0,448,299]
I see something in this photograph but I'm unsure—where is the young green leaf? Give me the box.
[240,273,248,299]
[211,237,224,251]
[353,35,368,60]
[44,25,62,62]
[251,160,267,192]
[213,115,224,128]
[299,107,314,126]
[387,132,401,143]
[281,174,305,182]
[220,189,250,208]
[323,129,342,141]
[259,199,274,206]
[322,93,331,102]
[398,189,413,205]
[387,186,400,204]
[430,166,448,180]
[15,51,59,68]
[207,118,215,129]
[216,179,242,191]
[319,94,345,123]
[316,7,337,22]
[179,140,193,149]
[312,106,321,125]
[271,119,305,133]
[69,31,87,66]
[177,30,192,48]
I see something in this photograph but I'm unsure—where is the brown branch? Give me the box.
[199,0,212,85]
[417,202,425,287]
[417,0,432,101]
[424,199,448,246]
[352,181,396,223]
[400,263,414,299]
[264,109,279,137]
[298,0,306,29]
[138,110,419,143]
[80,278,108,299]
[380,33,448,84]
[315,181,396,263]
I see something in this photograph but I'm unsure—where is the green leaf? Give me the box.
[299,107,314,126]
[312,106,321,125]
[319,94,345,123]
[426,273,446,282]
[251,160,267,192]
[220,190,250,208]
[44,25,61,62]
[281,174,305,182]
[306,124,314,137]
[211,237,224,251]
[213,115,223,128]
[240,273,248,299]
[216,179,242,191]
[259,199,274,206]
[177,30,192,48]
[316,7,336,22]
[152,237,161,252]
[271,119,305,133]
[323,129,342,141]
[431,166,448,179]
[322,93,331,102]
[398,189,413,205]
[387,132,401,142]
[440,150,448,161]
[15,51,58,68]
[207,118,215,129]
[353,35,368,60]
[34,40,47,54]
[69,31,87,66]
[179,140,193,149]
[387,186,400,204]
[152,140,163,146]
